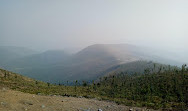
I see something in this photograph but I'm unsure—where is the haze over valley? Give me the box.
[0,43,186,83]
[0,0,187,110]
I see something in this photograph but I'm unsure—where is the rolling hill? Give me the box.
[100,61,179,77]
[0,46,37,67]
[5,50,70,69]
[0,44,184,83]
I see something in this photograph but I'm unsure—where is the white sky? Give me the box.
[0,0,188,54]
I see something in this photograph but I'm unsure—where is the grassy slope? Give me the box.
[0,67,187,110]
[0,68,106,100]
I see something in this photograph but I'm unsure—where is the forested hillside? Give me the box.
[101,61,178,77]
[98,64,188,110]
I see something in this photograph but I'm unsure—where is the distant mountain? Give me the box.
[6,50,70,68]
[3,50,71,79]
[0,44,183,83]
[0,46,37,67]
[28,44,146,83]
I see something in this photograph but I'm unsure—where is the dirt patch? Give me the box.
[0,87,158,111]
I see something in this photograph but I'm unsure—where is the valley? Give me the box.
[1,1,187,110]
[0,44,184,83]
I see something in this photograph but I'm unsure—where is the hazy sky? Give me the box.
[0,0,188,53]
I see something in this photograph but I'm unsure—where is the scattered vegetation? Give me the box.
[97,64,187,110]
[0,64,187,110]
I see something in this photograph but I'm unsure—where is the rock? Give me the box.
[20,100,33,105]
[2,88,6,92]
[80,108,84,110]
[41,105,45,108]
[129,108,133,111]
[26,102,33,105]
[84,109,90,111]
[0,101,10,108]
[1,102,5,105]
[80,108,91,111]
[0,101,8,107]
[106,105,110,108]
[22,107,28,111]
[87,95,92,98]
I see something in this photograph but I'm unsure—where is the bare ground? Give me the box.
[0,87,158,111]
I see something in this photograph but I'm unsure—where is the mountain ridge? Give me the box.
[0,44,184,83]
